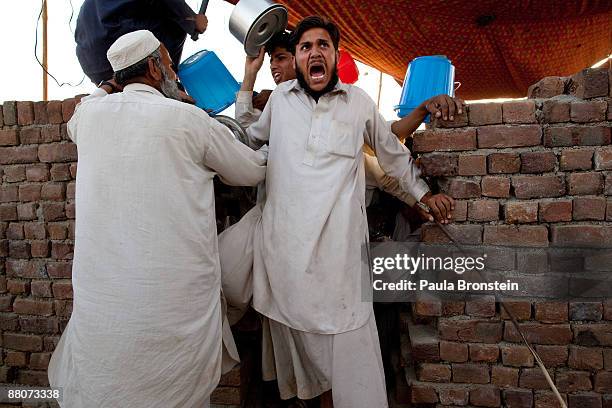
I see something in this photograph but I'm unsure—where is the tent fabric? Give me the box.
[225,0,611,100]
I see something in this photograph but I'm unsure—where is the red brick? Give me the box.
[430,108,469,128]
[570,302,603,321]
[13,298,53,316]
[53,281,73,300]
[573,197,606,221]
[595,371,612,393]
[503,389,533,408]
[605,301,612,321]
[41,125,62,143]
[465,296,496,317]
[468,200,499,222]
[66,202,75,219]
[45,100,63,124]
[560,148,594,170]
[50,163,71,181]
[606,173,612,195]
[44,335,60,351]
[439,319,502,343]
[505,201,538,224]
[452,363,490,384]
[521,151,557,173]
[491,366,519,387]
[484,225,548,247]
[421,223,482,245]
[54,299,73,318]
[504,322,572,345]
[17,101,34,125]
[16,369,49,387]
[3,333,43,351]
[20,126,42,144]
[501,345,534,367]
[0,295,13,311]
[66,182,75,200]
[539,200,572,222]
[556,371,592,393]
[30,240,49,258]
[38,143,77,163]
[541,99,571,123]
[470,343,499,363]
[458,154,486,175]
[19,316,59,334]
[25,164,49,182]
[470,385,501,407]
[535,391,568,408]
[47,262,72,279]
[69,163,78,178]
[552,225,612,248]
[47,223,68,240]
[0,129,19,146]
[442,301,465,316]
[469,103,502,126]
[535,345,568,368]
[503,100,536,124]
[438,387,469,405]
[595,147,612,170]
[0,204,18,221]
[25,222,46,239]
[31,280,53,298]
[2,101,17,126]
[33,101,48,124]
[410,384,438,404]
[567,67,610,99]
[453,200,467,221]
[439,341,468,363]
[18,184,41,202]
[6,260,47,279]
[520,367,553,390]
[567,393,603,408]
[544,126,611,147]
[0,185,18,203]
[501,301,532,321]
[42,202,65,221]
[481,176,510,198]
[512,175,565,199]
[528,76,566,98]
[4,165,26,182]
[40,183,65,201]
[535,302,569,323]
[7,279,29,295]
[62,98,76,122]
[568,346,603,370]
[5,351,27,367]
[420,154,458,176]
[413,128,477,153]
[7,223,23,239]
[478,125,541,148]
[417,363,451,382]
[446,179,481,198]
[29,352,51,370]
[488,153,520,174]
[51,242,73,260]
[414,299,441,317]
[571,100,607,122]
[0,146,39,164]
[9,241,30,258]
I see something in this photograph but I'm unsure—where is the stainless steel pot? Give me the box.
[229,0,288,57]
[215,115,248,145]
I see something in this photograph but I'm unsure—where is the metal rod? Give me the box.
[42,0,48,101]
[376,70,383,107]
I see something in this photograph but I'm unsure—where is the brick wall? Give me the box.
[404,67,612,407]
[0,97,245,406]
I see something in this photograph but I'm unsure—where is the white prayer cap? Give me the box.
[107,30,161,72]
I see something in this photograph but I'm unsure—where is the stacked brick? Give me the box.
[0,97,243,406]
[405,67,612,407]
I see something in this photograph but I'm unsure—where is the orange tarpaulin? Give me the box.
[224,0,611,100]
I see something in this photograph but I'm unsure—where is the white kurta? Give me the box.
[245,80,429,334]
[48,84,267,408]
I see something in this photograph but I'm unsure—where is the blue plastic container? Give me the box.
[394,55,456,122]
[178,50,240,114]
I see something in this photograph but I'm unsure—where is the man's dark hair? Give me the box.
[265,31,292,55]
[114,48,161,86]
[289,16,340,53]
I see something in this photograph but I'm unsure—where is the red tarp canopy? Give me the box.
[224,0,611,100]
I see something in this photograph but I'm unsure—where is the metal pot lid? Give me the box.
[230,1,288,57]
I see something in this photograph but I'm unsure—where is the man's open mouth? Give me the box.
[272,71,281,83]
[309,62,326,81]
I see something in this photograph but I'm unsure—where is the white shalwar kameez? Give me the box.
[220,80,429,406]
[48,84,267,408]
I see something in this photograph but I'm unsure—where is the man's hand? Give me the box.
[193,14,208,34]
[420,192,455,224]
[178,89,196,105]
[422,94,465,121]
[252,89,272,111]
[100,78,123,94]
[240,47,266,92]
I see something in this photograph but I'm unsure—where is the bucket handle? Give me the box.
[454,81,462,92]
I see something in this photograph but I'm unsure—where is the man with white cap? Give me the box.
[48,30,267,408]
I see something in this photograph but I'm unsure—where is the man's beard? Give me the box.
[295,64,339,102]
[159,65,181,101]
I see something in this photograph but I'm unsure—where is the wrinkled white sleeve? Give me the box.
[244,92,272,149]
[67,88,109,144]
[203,115,267,186]
[363,98,429,202]
[235,91,262,128]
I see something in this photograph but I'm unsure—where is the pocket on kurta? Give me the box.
[327,120,358,158]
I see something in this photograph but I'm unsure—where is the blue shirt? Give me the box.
[76,0,197,82]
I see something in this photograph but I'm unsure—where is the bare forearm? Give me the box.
[391,104,428,142]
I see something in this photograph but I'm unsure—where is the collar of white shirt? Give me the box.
[123,83,165,98]
[285,78,350,101]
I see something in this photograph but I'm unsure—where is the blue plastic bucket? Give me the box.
[394,55,456,122]
[178,50,240,114]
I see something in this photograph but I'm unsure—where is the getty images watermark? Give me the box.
[362,242,612,302]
